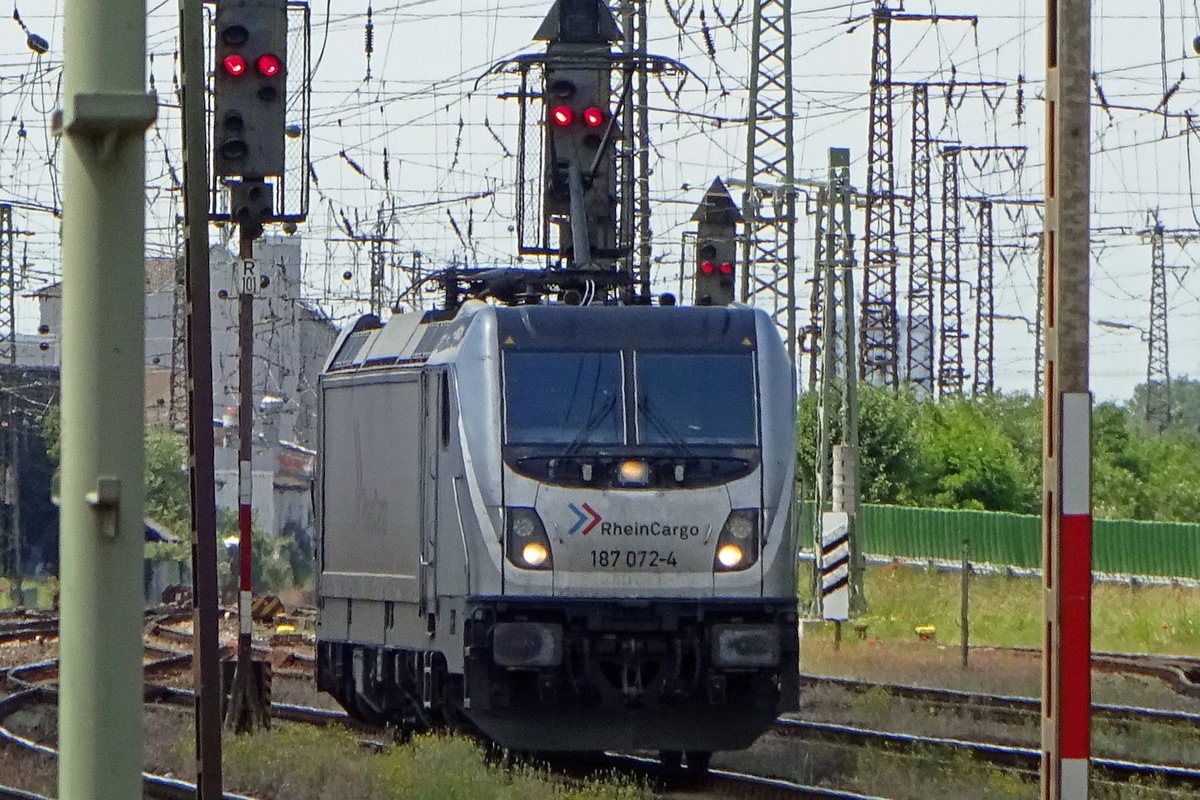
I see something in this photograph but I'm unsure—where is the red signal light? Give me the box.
[257,53,283,77]
[718,262,733,276]
[223,54,248,76]
[700,261,715,275]
[550,106,573,127]
[582,107,605,128]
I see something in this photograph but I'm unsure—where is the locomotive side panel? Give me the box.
[754,310,798,600]
[320,374,424,638]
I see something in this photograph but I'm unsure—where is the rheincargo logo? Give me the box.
[599,521,702,541]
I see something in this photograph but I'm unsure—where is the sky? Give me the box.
[2,1,1200,403]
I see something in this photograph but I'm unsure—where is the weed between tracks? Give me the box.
[167,724,651,800]
[718,739,1192,799]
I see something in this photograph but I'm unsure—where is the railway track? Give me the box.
[976,645,1200,696]
[603,752,891,800]
[773,717,1200,791]
[798,673,1200,728]
[8,612,1200,798]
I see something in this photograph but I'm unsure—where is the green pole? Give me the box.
[57,0,156,795]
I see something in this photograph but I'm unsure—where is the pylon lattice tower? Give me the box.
[1034,233,1045,397]
[808,188,828,392]
[906,83,935,395]
[0,205,13,367]
[1146,217,1169,431]
[859,6,899,387]
[619,0,652,299]
[938,146,965,397]
[971,199,995,396]
[741,0,796,357]
[0,203,17,588]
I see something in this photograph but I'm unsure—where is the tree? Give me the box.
[913,397,1039,512]
[42,406,191,538]
[797,386,927,506]
[1127,376,1200,435]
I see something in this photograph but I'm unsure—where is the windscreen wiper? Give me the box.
[561,393,620,457]
[637,396,696,458]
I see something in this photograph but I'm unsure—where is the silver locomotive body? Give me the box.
[316,301,798,753]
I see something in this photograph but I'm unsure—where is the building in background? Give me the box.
[21,235,338,545]
[0,363,59,584]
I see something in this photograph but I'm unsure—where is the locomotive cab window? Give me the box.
[503,351,625,445]
[634,352,758,446]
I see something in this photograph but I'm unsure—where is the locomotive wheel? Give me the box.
[685,750,712,777]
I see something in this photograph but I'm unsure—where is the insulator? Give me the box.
[700,11,715,57]
[365,20,374,55]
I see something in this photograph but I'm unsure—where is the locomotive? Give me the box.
[315,298,800,767]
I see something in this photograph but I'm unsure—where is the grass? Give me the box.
[799,562,1200,656]
[0,578,56,611]
[167,723,651,800]
[717,739,1036,800]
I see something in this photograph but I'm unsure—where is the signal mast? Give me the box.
[443,0,687,307]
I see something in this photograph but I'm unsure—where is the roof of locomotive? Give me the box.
[322,301,765,375]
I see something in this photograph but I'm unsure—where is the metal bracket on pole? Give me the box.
[84,477,122,540]
[54,92,158,161]
[567,162,594,268]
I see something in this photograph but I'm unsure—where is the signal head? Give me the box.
[549,78,577,99]
[257,53,283,77]
[550,105,573,127]
[221,23,249,46]
[223,54,248,76]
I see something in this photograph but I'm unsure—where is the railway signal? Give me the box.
[691,177,742,306]
[543,62,616,266]
[537,0,619,269]
[213,0,288,178]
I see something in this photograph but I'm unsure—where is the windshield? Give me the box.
[503,351,625,445]
[635,352,758,446]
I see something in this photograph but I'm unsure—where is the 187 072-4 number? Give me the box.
[589,549,678,569]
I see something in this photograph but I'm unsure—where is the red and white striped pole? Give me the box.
[236,239,255,683]
[1056,395,1092,796]
[1044,1,1092,798]
[223,225,265,732]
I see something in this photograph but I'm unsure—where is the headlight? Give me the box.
[716,544,744,568]
[616,459,650,486]
[522,542,550,567]
[713,509,759,572]
[506,507,553,570]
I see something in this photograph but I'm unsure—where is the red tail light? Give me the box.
[700,261,715,275]
[582,107,605,128]
[719,262,733,276]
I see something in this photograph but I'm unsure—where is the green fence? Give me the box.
[847,504,1200,580]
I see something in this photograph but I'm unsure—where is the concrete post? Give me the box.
[1043,2,1093,798]
[57,0,157,795]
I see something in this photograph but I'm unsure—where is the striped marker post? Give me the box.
[1056,394,1092,798]
[820,512,850,622]
[1044,1,1092,797]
